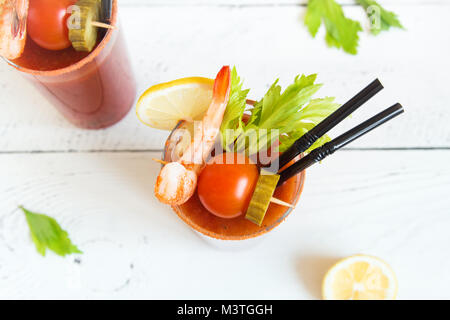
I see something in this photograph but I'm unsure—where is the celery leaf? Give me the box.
[20,206,82,257]
[220,67,250,151]
[357,0,404,35]
[305,0,362,55]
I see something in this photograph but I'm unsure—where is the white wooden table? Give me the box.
[1,0,449,300]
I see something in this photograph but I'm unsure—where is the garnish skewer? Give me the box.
[91,21,115,29]
[151,158,293,208]
[69,0,115,52]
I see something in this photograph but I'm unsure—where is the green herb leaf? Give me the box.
[357,0,404,35]
[236,74,324,154]
[220,67,250,152]
[248,74,321,130]
[297,96,341,125]
[279,97,340,153]
[305,0,363,55]
[219,70,340,156]
[20,206,82,257]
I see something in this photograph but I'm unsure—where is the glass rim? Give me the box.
[2,0,118,77]
[162,121,306,241]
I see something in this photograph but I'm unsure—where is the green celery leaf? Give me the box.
[357,0,404,35]
[220,67,250,152]
[305,0,362,55]
[297,97,340,124]
[247,74,321,131]
[279,97,340,153]
[236,74,323,154]
[20,206,82,257]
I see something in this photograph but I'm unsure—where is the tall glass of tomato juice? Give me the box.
[162,121,306,243]
[4,0,136,129]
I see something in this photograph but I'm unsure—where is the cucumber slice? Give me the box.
[68,0,101,52]
[245,171,280,226]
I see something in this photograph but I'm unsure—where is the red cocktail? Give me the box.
[163,121,306,241]
[3,0,136,129]
[173,167,304,241]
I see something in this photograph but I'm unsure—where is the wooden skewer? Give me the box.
[151,159,294,208]
[270,197,295,208]
[91,21,116,29]
[152,158,169,165]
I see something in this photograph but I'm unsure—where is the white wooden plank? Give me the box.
[1,4,449,151]
[0,150,449,299]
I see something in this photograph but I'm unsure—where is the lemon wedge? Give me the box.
[322,254,398,300]
[136,77,214,130]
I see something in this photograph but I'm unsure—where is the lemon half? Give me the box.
[322,254,398,300]
[136,77,214,130]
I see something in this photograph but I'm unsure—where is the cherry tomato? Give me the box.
[198,153,259,219]
[27,0,77,51]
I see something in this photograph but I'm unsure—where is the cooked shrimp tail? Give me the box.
[181,65,231,167]
[0,0,29,59]
[155,66,231,205]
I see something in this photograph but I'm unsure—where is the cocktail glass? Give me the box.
[3,0,136,129]
[162,120,306,247]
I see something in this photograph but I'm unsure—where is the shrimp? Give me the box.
[155,66,231,205]
[0,0,28,59]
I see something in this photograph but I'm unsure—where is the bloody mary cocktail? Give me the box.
[163,122,306,241]
[139,67,338,243]
[172,171,304,241]
[4,0,136,129]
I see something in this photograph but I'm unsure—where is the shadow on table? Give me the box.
[296,255,339,299]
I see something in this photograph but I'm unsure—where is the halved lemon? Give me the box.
[322,254,398,300]
[136,77,214,130]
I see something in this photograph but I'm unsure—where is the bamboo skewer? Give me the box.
[269,197,295,208]
[152,158,169,165]
[91,21,116,29]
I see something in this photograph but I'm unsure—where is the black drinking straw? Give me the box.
[98,0,113,38]
[100,0,112,23]
[277,103,404,186]
[275,79,384,171]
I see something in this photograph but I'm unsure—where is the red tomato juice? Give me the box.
[174,172,304,240]
[9,0,136,129]
[164,142,306,240]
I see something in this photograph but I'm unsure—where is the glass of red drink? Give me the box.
[3,0,136,129]
[162,121,306,243]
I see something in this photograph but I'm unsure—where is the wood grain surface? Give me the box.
[0,0,449,300]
